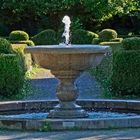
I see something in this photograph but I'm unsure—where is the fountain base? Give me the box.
[48,102,88,118]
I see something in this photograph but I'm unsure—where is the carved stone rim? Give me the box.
[25,45,110,54]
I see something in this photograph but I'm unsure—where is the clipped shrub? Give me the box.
[11,40,35,46]
[72,29,98,44]
[9,30,29,41]
[0,54,24,98]
[111,38,123,42]
[100,42,122,52]
[122,37,140,50]
[0,38,13,54]
[12,44,32,71]
[99,29,118,41]
[32,29,56,45]
[92,38,101,44]
[110,50,140,96]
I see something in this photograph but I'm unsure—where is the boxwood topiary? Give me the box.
[12,44,32,71]
[0,38,13,54]
[9,30,29,41]
[110,50,140,96]
[92,38,101,44]
[32,29,56,45]
[11,40,35,46]
[122,37,140,50]
[0,54,24,98]
[99,29,118,41]
[72,29,98,44]
[110,38,123,42]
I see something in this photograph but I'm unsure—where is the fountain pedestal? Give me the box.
[48,70,88,118]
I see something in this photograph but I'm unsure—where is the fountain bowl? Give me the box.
[25,45,109,71]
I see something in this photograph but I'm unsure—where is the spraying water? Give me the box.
[62,15,71,45]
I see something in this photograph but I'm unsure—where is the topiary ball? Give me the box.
[122,37,140,50]
[0,38,13,54]
[31,29,56,45]
[72,29,98,44]
[99,29,118,41]
[9,30,29,41]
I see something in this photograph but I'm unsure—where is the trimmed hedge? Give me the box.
[32,29,56,45]
[12,44,32,71]
[92,38,101,44]
[110,50,140,96]
[9,30,29,41]
[11,40,35,46]
[100,42,122,52]
[122,37,140,50]
[72,29,98,44]
[0,54,24,98]
[99,29,118,41]
[111,38,123,42]
[0,38,13,54]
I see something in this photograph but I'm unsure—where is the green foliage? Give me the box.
[12,44,32,71]
[92,38,101,44]
[100,42,122,52]
[32,29,56,45]
[11,40,35,46]
[0,54,24,98]
[0,0,139,35]
[110,38,123,42]
[122,37,140,50]
[70,17,83,31]
[9,30,29,41]
[91,41,123,98]
[0,23,8,36]
[110,50,140,96]
[72,29,98,44]
[0,38,13,54]
[99,29,118,41]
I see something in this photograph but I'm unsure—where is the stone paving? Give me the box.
[25,70,102,100]
[0,129,140,140]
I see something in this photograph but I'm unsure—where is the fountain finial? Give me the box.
[62,15,71,45]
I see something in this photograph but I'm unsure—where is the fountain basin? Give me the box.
[25,45,109,70]
[0,100,139,131]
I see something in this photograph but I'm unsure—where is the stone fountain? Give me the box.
[0,16,139,131]
[25,16,109,118]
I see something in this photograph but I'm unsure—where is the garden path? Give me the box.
[0,128,140,140]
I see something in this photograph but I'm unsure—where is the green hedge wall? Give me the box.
[0,38,13,54]
[122,37,140,50]
[0,54,24,98]
[110,50,140,96]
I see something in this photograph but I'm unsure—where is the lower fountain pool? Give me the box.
[0,111,138,120]
[0,100,139,130]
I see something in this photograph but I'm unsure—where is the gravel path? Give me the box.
[25,70,102,100]
[0,128,140,140]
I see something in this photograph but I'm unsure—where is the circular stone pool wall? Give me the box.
[0,99,140,131]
